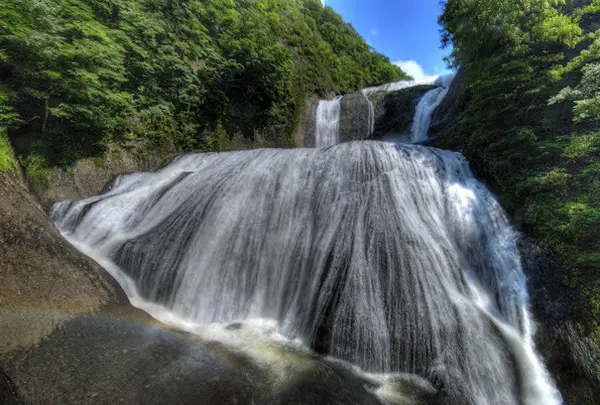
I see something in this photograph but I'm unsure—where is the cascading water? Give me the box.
[312,74,454,146]
[314,97,342,147]
[361,89,376,137]
[410,74,454,143]
[362,78,438,96]
[362,77,441,141]
[53,141,561,405]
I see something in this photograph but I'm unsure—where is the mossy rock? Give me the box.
[339,94,371,142]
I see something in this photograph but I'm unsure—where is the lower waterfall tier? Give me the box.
[53,142,561,405]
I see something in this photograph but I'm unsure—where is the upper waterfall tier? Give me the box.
[306,74,455,147]
[314,97,342,147]
[53,141,560,405]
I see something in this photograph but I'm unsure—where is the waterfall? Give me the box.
[313,74,454,147]
[53,141,561,405]
[314,97,342,147]
[361,89,375,138]
[410,88,448,142]
[362,78,437,96]
[309,78,440,148]
[411,74,455,143]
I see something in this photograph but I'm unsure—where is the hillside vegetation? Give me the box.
[438,0,600,332]
[0,0,408,168]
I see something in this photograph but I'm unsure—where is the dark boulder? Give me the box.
[3,316,257,405]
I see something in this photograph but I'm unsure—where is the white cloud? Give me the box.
[434,63,452,76]
[370,28,378,37]
[393,60,438,82]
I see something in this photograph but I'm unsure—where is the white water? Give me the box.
[53,141,560,405]
[313,74,454,145]
[410,74,455,143]
[363,91,375,138]
[314,97,342,147]
[361,78,437,142]
[410,87,448,142]
[361,77,438,96]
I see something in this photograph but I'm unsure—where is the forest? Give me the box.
[0,0,407,169]
[438,0,600,333]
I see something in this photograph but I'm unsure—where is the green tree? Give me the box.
[438,0,600,328]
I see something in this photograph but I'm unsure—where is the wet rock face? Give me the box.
[518,236,574,325]
[304,100,320,148]
[293,96,319,148]
[305,95,371,147]
[0,172,128,356]
[4,316,257,405]
[28,149,174,210]
[306,86,436,147]
[372,85,436,140]
[339,94,371,142]
[0,367,20,405]
[536,323,600,405]
[428,70,465,143]
[518,236,600,405]
[0,172,234,404]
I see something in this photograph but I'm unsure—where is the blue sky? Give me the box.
[324,0,453,80]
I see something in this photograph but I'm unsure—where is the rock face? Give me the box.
[293,96,320,148]
[304,100,320,148]
[518,236,600,405]
[305,86,435,147]
[339,94,371,142]
[372,85,436,140]
[29,149,174,209]
[0,171,128,353]
[428,70,465,142]
[304,95,371,147]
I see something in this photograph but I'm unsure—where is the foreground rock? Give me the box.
[0,171,436,405]
[0,171,251,404]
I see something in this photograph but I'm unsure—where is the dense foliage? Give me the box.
[0,131,16,173]
[0,0,407,166]
[438,0,600,331]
